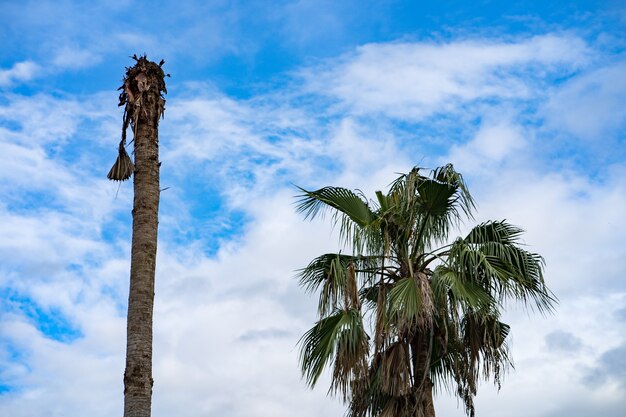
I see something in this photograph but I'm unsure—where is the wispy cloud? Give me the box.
[51,47,104,70]
[0,19,625,417]
[545,330,583,353]
[301,34,591,119]
[0,62,39,87]
[543,60,626,141]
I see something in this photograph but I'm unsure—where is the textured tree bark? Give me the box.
[121,57,166,417]
[411,333,437,417]
[421,377,436,417]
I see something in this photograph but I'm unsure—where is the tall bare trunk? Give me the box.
[110,56,167,417]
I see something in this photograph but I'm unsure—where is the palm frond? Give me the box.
[298,253,380,315]
[296,186,380,253]
[331,311,370,398]
[385,166,472,255]
[432,163,475,218]
[412,178,461,249]
[295,186,375,227]
[431,265,495,311]
[107,140,134,181]
[416,179,459,219]
[465,221,524,245]
[431,312,511,417]
[348,358,386,417]
[447,229,556,314]
[388,166,425,195]
[378,341,412,396]
[388,276,422,324]
[460,312,512,389]
[299,309,369,393]
[388,274,434,330]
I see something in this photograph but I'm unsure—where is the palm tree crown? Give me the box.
[296,165,555,417]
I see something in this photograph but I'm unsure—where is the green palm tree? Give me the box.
[296,165,555,417]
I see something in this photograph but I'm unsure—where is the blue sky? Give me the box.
[1,1,626,416]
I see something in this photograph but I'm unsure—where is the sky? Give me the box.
[0,1,625,416]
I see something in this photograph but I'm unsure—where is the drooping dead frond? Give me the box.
[107,140,134,181]
[379,341,412,396]
[346,262,361,310]
[108,55,168,182]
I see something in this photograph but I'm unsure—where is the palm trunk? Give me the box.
[411,333,436,417]
[117,57,167,417]
[421,377,436,417]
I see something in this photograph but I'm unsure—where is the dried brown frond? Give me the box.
[107,140,134,181]
[347,262,360,309]
[379,341,412,396]
[108,55,168,182]
[417,271,435,328]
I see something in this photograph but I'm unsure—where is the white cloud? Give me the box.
[467,165,626,297]
[543,60,626,141]
[0,62,39,87]
[0,93,112,146]
[51,46,103,69]
[302,34,590,119]
[447,118,526,173]
[433,117,626,415]
[0,32,625,417]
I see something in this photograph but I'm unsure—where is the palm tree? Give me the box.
[108,55,168,417]
[296,165,555,417]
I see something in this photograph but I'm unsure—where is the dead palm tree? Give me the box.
[296,165,555,417]
[108,55,168,417]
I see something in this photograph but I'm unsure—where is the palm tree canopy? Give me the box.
[296,165,555,417]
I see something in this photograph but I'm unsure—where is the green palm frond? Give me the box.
[429,342,458,394]
[465,220,523,245]
[432,163,475,217]
[299,309,369,392]
[416,179,458,218]
[296,186,380,252]
[412,178,460,249]
[298,253,380,315]
[331,312,370,398]
[430,312,511,417]
[479,245,554,312]
[388,276,422,323]
[359,281,395,306]
[447,225,556,314]
[388,274,435,329]
[431,265,495,311]
[460,312,511,389]
[296,186,376,227]
[385,166,472,256]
